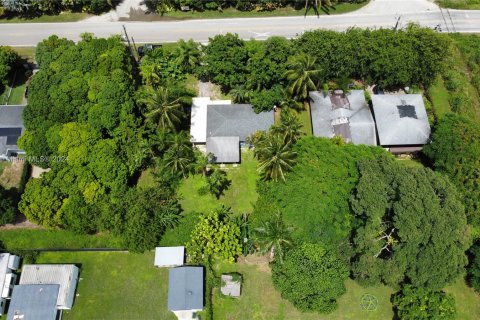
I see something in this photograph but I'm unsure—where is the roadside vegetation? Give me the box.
[1,26,480,320]
[437,0,480,9]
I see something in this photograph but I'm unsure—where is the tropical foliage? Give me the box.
[253,211,293,263]
[271,243,349,313]
[0,45,18,91]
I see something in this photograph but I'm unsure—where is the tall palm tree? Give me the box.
[254,134,297,182]
[284,54,322,101]
[137,86,184,132]
[163,132,195,178]
[229,85,252,103]
[254,212,294,263]
[174,39,201,73]
[271,111,303,144]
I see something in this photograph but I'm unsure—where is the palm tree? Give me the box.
[254,134,297,182]
[137,86,184,132]
[139,63,161,87]
[271,111,303,144]
[163,132,195,178]
[174,39,201,73]
[229,85,252,103]
[254,212,294,263]
[284,54,322,101]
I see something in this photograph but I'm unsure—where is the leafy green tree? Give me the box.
[392,285,456,320]
[272,243,349,313]
[424,113,480,226]
[467,241,480,292]
[206,168,231,199]
[284,53,321,100]
[351,156,470,290]
[0,185,16,226]
[254,133,297,182]
[137,86,185,132]
[186,208,242,263]
[250,85,284,113]
[253,212,293,263]
[229,85,252,103]
[203,33,248,90]
[0,46,18,89]
[270,110,303,144]
[162,131,196,178]
[120,187,181,252]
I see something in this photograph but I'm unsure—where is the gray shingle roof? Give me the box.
[0,105,25,157]
[309,90,377,146]
[206,136,240,163]
[206,104,274,141]
[372,94,431,146]
[7,285,59,320]
[168,267,204,312]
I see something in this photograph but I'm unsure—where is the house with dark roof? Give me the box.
[0,105,25,160]
[309,90,377,146]
[168,266,203,319]
[190,98,274,163]
[372,94,431,153]
[7,284,59,320]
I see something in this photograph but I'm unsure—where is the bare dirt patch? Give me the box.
[0,161,24,189]
[237,254,271,273]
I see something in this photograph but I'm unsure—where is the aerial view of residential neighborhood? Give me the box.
[0,0,480,319]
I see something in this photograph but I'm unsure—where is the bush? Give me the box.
[272,243,349,313]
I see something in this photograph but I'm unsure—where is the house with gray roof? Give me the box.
[0,253,20,315]
[190,99,274,163]
[372,94,431,153]
[0,105,26,160]
[309,90,377,146]
[7,285,59,320]
[168,266,203,317]
[20,264,79,310]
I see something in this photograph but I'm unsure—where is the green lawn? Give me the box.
[0,12,91,23]
[213,260,394,320]
[178,149,259,215]
[0,69,28,105]
[13,47,36,63]
[297,104,313,136]
[428,76,451,118]
[396,158,425,168]
[162,2,369,20]
[437,0,480,9]
[445,277,480,320]
[0,162,8,177]
[35,251,176,320]
[0,229,123,250]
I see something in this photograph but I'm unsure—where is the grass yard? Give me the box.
[12,47,36,63]
[428,76,451,118]
[396,158,425,168]
[0,69,27,105]
[297,103,313,136]
[35,251,176,320]
[437,0,480,9]
[0,12,91,23]
[213,259,394,320]
[445,277,480,320]
[162,2,369,20]
[179,149,259,214]
[0,229,123,250]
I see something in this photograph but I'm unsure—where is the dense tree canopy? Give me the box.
[424,113,480,226]
[351,156,470,290]
[186,208,242,263]
[254,137,385,248]
[0,45,18,90]
[0,0,113,16]
[272,243,349,313]
[467,241,480,292]
[392,285,456,320]
[0,185,16,226]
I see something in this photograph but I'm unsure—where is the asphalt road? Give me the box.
[0,8,479,46]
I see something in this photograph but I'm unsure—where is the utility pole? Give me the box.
[122,25,138,63]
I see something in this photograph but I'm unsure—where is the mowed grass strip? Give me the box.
[36,251,177,320]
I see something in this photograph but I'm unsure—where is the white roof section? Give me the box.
[309,90,377,146]
[0,253,20,299]
[372,94,431,146]
[190,97,231,143]
[154,247,185,267]
[20,264,79,309]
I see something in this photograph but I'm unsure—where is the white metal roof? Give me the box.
[0,253,19,299]
[154,247,185,267]
[372,94,431,146]
[190,97,231,143]
[19,265,79,309]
